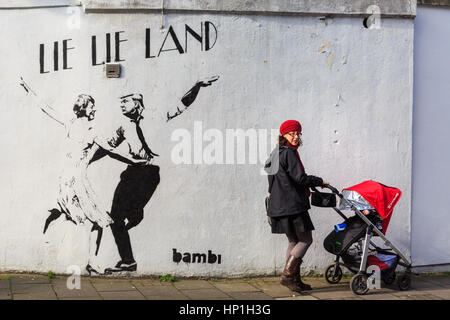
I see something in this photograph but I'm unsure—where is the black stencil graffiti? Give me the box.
[40,22,217,74]
[19,75,219,275]
[166,76,219,122]
[173,248,222,264]
[19,77,141,270]
[40,40,75,74]
[91,31,127,66]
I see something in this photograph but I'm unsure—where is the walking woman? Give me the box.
[265,120,328,293]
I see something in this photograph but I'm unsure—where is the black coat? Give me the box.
[265,146,323,218]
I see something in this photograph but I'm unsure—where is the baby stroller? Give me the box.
[311,180,412,295]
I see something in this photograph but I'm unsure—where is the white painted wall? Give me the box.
[0,7,414,276]
[412,6,450,267]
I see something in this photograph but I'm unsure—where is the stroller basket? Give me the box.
[323,215,368,256]
[368,253,399,283]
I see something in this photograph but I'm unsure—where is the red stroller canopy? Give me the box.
[344,180,402,234]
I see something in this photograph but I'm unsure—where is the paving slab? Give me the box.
[173,280,215,290]
[89,278,134,283]
[13,291,58,300]
[0,280,10,290]
[315,282,348,290]
[11,283,54,294]
[417,276,450,288]
[52,285,101,299]
[139,285,188,300]
[59,296,103,300]
[0,289,12,300]
[251,281,295,298]
[131,279,173,287]
[210,281,260,293]
[363,286,397,294]
[91,280,137,292]
[328,296,364,300]
[100,290,146,300]
[309,287,359,300]
[360,293,402,300]
[52,277,92,285]
[227,292,273,300]
[307,283,350,293]
[10,275,51,284]
[180,288,231,300]
[420,289,450,299]
[302,278,349,290]
[410,285,450,297]
[409,278,440,290]
[393,291,442,300]
[276,295,319,300]
[52,278,94,290]
[253,276,279,282]
[11,283,57,300]
[391,289,437,298]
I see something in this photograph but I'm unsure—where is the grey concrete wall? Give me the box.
[0,5,414,277]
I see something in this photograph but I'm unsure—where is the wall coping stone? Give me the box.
[0,0,417,17]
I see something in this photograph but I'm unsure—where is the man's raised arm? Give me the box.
[166,75,219,122]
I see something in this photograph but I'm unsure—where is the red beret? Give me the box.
[280,120,302,135]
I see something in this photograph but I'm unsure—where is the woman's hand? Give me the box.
[320,180,330,189]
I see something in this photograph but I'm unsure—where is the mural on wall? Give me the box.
[19,75,219,274]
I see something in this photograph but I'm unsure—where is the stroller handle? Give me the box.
[322,184,341,196]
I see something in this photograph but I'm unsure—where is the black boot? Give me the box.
[296,259,312,291]
[280,255,303,293]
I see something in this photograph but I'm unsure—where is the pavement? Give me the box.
[1,273,450,300]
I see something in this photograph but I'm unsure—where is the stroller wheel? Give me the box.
[325,263,343,284]
[383,273,396,285]
[397,274,411,291]
[350,273,369,295]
